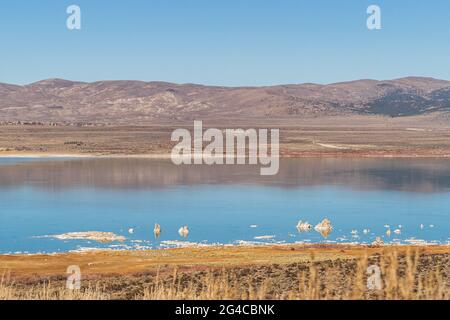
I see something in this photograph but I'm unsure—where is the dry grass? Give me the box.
[1,248,448,300]
[0,276,110,300]
[139,249,449,300]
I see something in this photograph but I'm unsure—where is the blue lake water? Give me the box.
[0,158,449,254]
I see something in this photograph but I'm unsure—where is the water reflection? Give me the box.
[1,158,450,193]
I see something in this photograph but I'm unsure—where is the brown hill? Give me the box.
[1,77,450,124]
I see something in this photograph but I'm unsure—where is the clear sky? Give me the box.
[0,0,449,86]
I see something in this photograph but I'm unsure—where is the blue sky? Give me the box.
[0,0,449,86]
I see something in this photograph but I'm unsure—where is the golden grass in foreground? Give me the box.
[0,277,109,300]
[1,247,448,300]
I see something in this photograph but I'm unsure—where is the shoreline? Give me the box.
[3,121,450,160]
[0,153,172,159]
[2,244,449,279]
[2,152,450,159]
[2,240,449,257]
[2,243,449,300]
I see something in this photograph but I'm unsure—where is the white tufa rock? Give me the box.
[296,221,312,232]
[315,219,333,232]
[154,223,161,238]
[372,237,384,247]
[178,226,189,238]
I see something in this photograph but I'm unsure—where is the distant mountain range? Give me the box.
[1,77,450,123]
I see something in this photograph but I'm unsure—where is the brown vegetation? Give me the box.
[1,245,449,300]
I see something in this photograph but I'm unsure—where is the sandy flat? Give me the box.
[1,120,450,159]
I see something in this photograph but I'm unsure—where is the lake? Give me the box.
[0,157,449,254]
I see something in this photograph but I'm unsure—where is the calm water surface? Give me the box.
[0,158,449,254]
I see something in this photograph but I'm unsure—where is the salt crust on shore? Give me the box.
[39,231,126,243]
